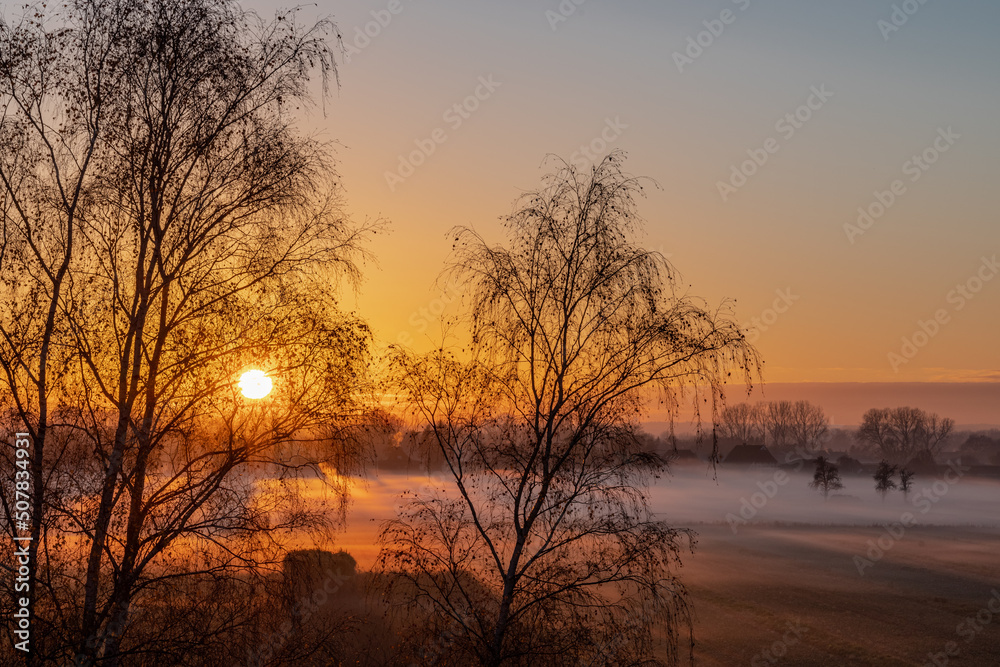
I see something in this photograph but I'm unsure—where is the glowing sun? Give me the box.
[238,370,273,399]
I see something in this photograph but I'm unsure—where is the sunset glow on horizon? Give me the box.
[3,1,999,664]
[234,0,999,389]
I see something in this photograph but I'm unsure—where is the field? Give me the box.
[336,470,1000,665]
[681,524,1000,666]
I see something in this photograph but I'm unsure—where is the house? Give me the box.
[723,444,777,466]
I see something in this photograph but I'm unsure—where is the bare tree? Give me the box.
[873,460,898,500]
[762,400,795,452]
[899,469,915,497]
[718,403,764,444]
[719,400,826,456]
[0,1,376,664]
[376,153,759,666]
[809,456,843,500]
[857,409,898,461]
[788,401,829,453]
[0,5,135,661]
[916,413,954,458]
[857,407,954,465]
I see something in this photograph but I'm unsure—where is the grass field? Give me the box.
[680,524,1000,666]
[334,471,1000,665]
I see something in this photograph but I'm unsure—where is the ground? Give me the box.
[335,472,1000,665]
[681,524,1000,666]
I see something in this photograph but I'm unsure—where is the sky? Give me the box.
[243,0,1000,401]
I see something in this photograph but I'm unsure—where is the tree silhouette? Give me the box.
[761,401,793,451]
[376,152,759,666]
[809,456,843,500]
[899,468,915,497]
[718,403,764,444]
[0,1,376,664]
[722,400,828,454]
[874,460,898,501]
[788,401,829,453]
[857,407,954,465]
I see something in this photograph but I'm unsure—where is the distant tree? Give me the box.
[377,153,760,666]
[874,460,898,500]
[916,413,955,457]
[809,456,843,500]
[763,401,795,451]
[898,469,915,496]
[788,400,829,453]
[718,402,764,444]
[858,408,920,464]
[724,400,828,458]
[958,430,1000,467]
[857,407,954,465]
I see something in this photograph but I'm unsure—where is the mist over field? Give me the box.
[3,0,999,663]
[320,464,1000,665]
[651,466,1000,528]
[331,463,1000,569]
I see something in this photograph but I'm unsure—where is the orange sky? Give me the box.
[242,1,999,392]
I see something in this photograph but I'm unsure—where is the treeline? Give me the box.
[714,401,999,467]
[716,400,829,453]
